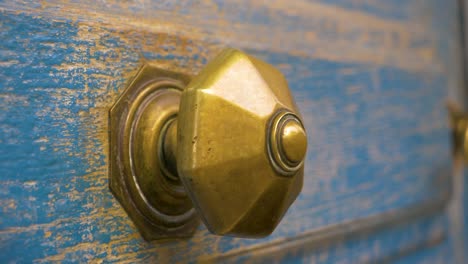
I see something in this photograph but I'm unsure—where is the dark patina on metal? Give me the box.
[109,64,199,241]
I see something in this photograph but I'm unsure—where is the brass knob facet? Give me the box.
[109,48,307,240]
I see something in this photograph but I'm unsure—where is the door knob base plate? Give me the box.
[109,64,199,241]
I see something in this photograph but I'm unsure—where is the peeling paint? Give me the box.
[0,0,459,262]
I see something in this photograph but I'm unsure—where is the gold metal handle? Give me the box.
[449,104,468,163]
[109,48,306,240]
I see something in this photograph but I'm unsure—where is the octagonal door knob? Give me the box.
[109,48,307,240]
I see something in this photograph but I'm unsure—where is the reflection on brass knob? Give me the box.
[109,48,307,240]
[281,118,308,164]
[269,111,307,176]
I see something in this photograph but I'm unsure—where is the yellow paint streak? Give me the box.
[37,242,100,262]
[1,0,442,73]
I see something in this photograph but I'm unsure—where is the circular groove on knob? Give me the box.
[267,110,307,176]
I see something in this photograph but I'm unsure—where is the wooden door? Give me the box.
[0,1,464,262]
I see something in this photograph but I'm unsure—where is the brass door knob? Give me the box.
[109,48,307,240]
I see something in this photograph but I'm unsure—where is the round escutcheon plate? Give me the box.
[109,64,199,240]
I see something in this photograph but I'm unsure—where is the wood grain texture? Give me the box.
[0,0,460,262]
[392,233,454,264]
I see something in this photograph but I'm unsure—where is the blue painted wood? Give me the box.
[393,238,454,264]
[0,0,461,262]
[224,214,448,263]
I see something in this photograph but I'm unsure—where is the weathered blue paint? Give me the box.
[228,214,448,263]
[0,0,462,262]
[393,229,455,264]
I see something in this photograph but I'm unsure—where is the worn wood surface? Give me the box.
[0,0,461,262]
